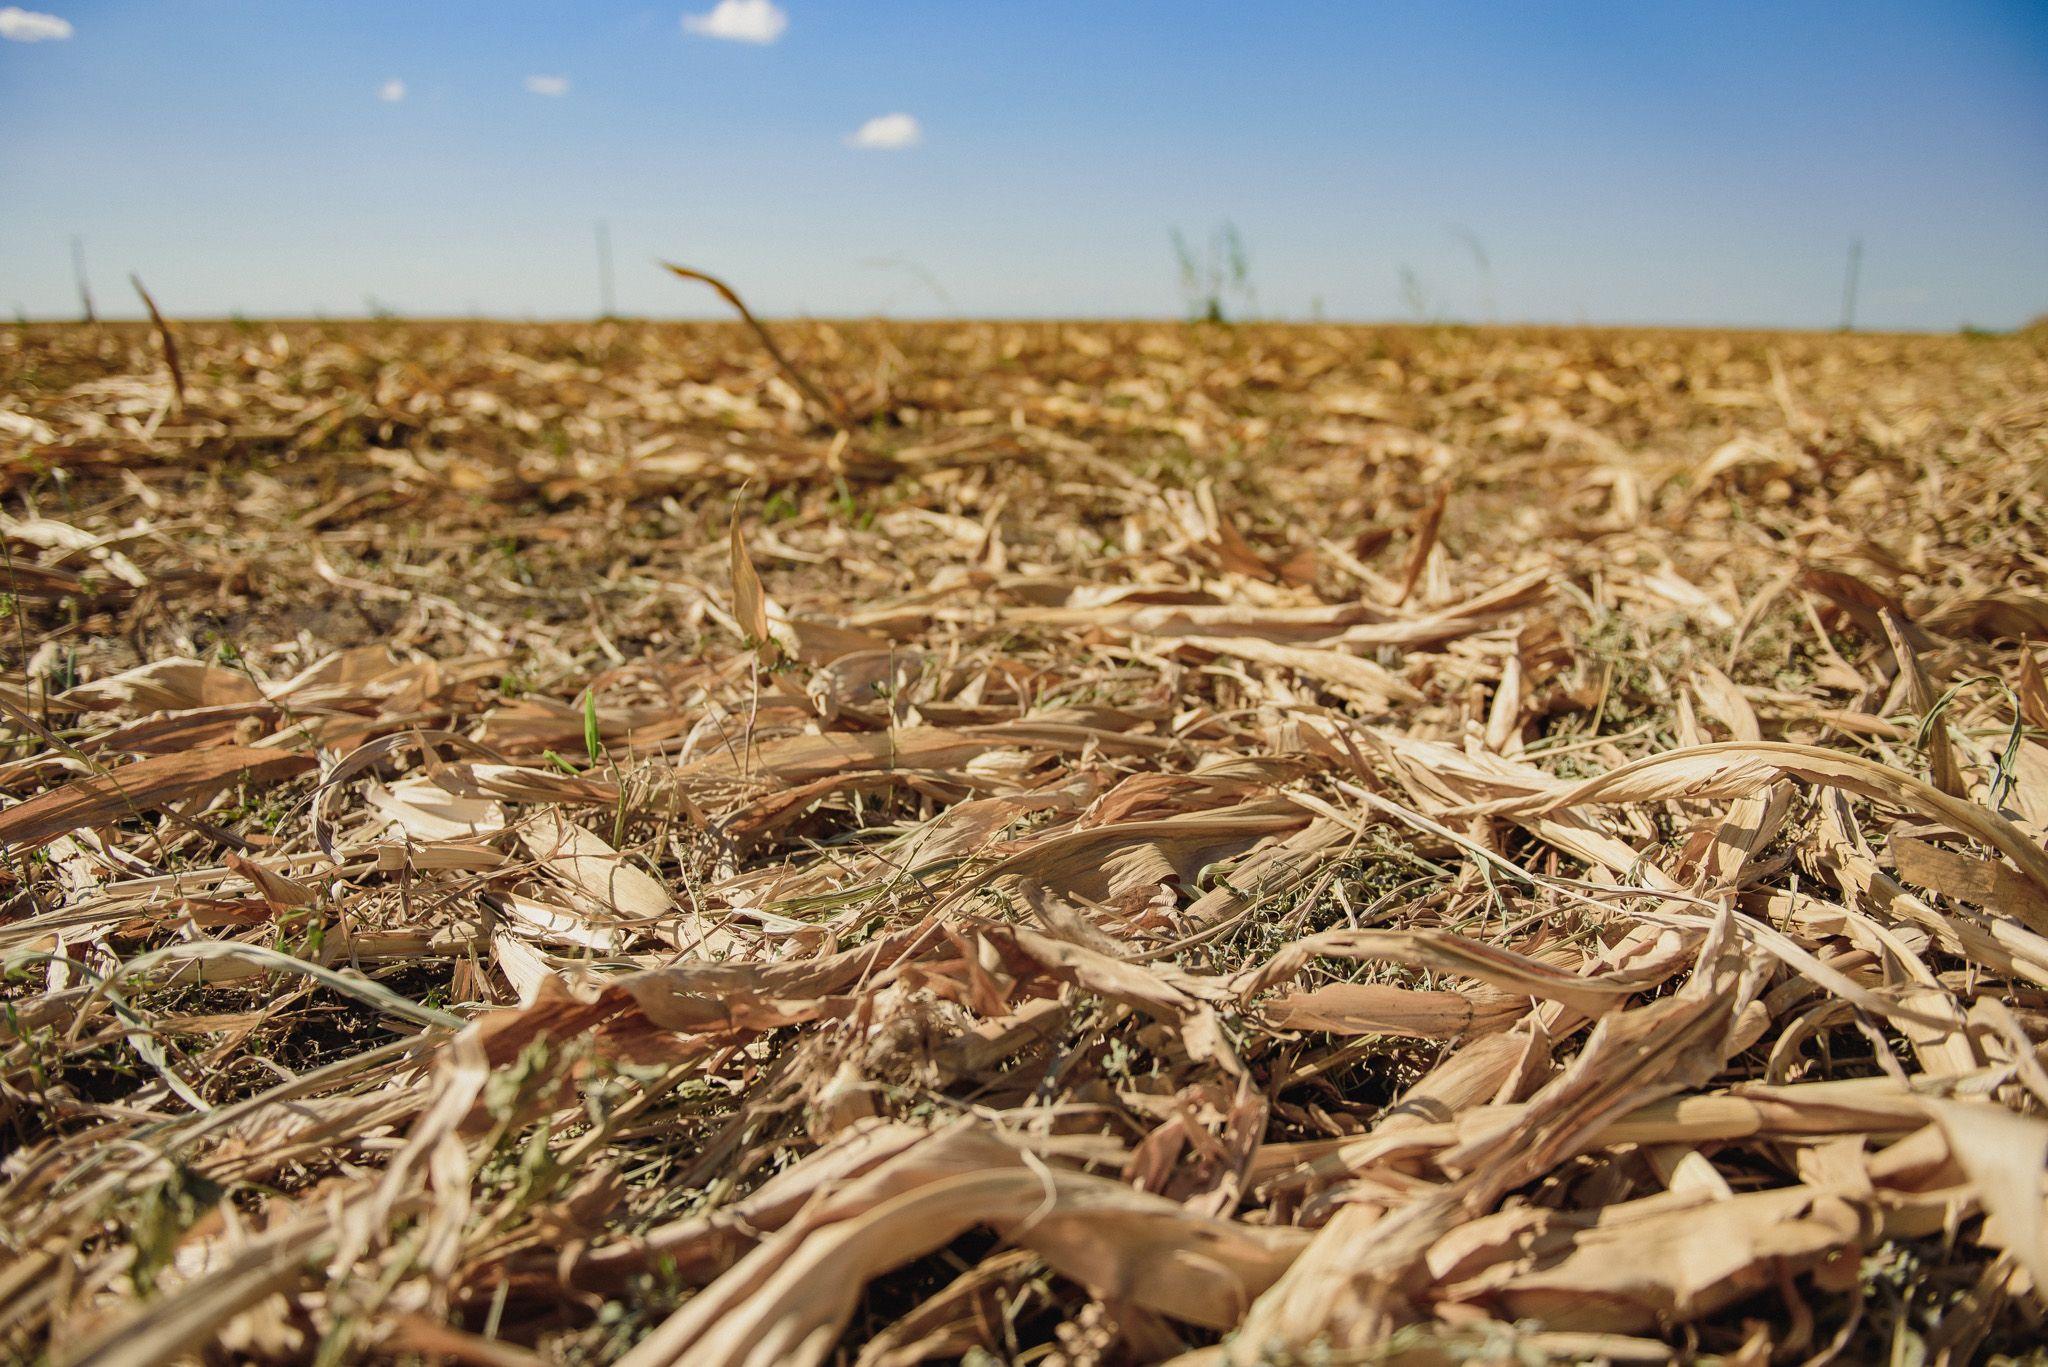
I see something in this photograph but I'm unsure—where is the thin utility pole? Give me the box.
[70,236,96,323]
[1839,237,1863,332]
[595,220,616,319]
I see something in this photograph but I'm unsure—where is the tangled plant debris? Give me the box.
[1,317,2046,1364]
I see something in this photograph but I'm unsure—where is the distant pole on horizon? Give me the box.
[596,220,616,320]
[1840,237,1863,332]
[71,236,96,324]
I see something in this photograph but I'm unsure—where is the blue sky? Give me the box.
[3,1,2045,328]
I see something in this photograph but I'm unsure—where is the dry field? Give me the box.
[2,316,2046,1365]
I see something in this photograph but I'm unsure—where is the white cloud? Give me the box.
[524,74,570,96]
[0,7,73,41]
[846,112,921,151]
[377,78,406,103]
[682,0,786,45]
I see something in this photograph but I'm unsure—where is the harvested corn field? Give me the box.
[3,318,2048,1364]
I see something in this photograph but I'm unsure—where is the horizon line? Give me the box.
[4,313,2019,338]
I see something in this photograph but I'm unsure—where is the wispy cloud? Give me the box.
[846,113,921,151]
[682,0,786,45]
[377,78,406,103]
[524,74,570,97]
[0,7,72,42]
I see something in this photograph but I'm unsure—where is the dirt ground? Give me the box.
[3,317,2047,1364]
